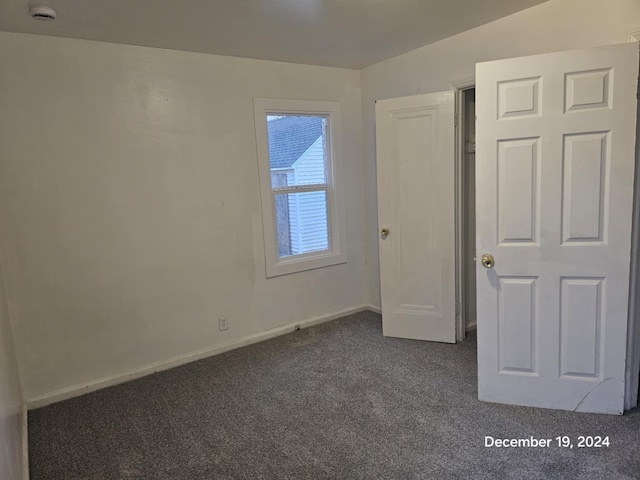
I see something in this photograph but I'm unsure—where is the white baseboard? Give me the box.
[22,403,29,480]
[27,305,375,410]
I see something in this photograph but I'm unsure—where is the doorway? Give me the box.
[376,42,640,413]
[457,86,477,341]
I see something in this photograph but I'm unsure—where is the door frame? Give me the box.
[625,81,640,410]
[450,73,640,411]
[451,76,476,343]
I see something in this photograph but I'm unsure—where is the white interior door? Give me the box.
[476,43,639,414]
[376,92,456,343]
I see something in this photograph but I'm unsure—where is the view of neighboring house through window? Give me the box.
[267,115,329,257]
[253,98,347,278]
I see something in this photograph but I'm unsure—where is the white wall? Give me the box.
[0,32,367,403]
[361,0,640,307]
[0,261,25,479]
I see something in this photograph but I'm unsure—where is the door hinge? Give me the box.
[454,113,459,127]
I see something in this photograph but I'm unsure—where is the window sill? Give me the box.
[266,251,348,278]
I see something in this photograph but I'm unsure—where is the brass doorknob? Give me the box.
[481,254,495,269]
[380,227,390,237]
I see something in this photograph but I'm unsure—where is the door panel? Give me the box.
[561,132,608,243]
[559,277,603,378]
[497,138,540,244]
[476,43,639,414]
[376,92,455,343]
[498,276,537,374]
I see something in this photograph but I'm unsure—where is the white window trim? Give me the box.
[253,98,348,278]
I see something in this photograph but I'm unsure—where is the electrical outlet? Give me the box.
[219,315,229,331]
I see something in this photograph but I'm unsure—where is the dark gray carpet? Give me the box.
[29,311,640,479]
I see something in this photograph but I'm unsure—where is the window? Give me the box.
[254,98,347,277]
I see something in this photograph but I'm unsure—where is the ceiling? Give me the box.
[0,0,548,69]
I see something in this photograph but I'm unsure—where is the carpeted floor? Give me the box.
[29,311,640,479]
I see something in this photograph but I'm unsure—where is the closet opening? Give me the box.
[455,85,476,342]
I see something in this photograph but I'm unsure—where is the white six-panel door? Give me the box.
[476,43,639,414]
[376,92,456,343]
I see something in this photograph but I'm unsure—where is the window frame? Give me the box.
[253,98,347,278]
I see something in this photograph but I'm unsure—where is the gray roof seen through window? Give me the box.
[267,116,323,169]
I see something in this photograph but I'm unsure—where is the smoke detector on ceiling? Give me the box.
[29,5,57,21]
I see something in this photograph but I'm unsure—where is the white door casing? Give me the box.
[376,92,456,343]
[476,43,639,414]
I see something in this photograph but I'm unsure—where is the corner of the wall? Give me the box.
[22,402,29,480]
[367,304,381,314]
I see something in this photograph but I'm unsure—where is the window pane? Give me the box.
[275,191,329,257]
[267,115,327,187]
